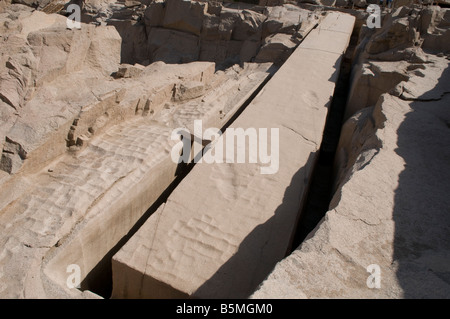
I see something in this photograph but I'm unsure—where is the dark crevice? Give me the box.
[290,26,359,251]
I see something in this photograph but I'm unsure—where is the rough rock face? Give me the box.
[3,0,321,176]
[1,0,449,300]
[0,40,274,302]
[252,5,450,299]
[148,0,319,65]
[0,5,121,175]
[346,5,450,120]
[255,4,320,63]
[110,11,355,299]
[84,0,322,66]
[299,0,336,6]
[162,0,207,36]
[253,70,450,298]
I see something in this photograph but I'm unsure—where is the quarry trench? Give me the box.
[50,15,359,299]
[39,12,359,299]
[1,0,450,300]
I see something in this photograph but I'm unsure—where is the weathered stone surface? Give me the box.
[143,1,165,28]
[231,9,266,41]
[0,8,123,175]
[142,1,321,66]
[252,4,450,299]
[162,0,207,36]
[355,6,435,62]
[345,61,410,119]
[147,27,200,64]
[253,58,450,298]
[259,0,285,6]
[115,63,145,78]
[1,0,449,301]
[218,8,241,41]
[299,0,336,6]
[255,33,297,64]
[199,40,229,63]
[107,19,148,65]
[111,12,355,299]
[257,6,320,64]
[173,80,205,102]
[199,39,243,65]
[201,11,239,42]
[262,5,306,37]
[0,59,28,111]
[201,14,223,40]
[0,12,274,294]
[240,39,261,62]
[422,7,450,53]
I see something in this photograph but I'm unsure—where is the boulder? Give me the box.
[0,58,29,111]
[207,2,222,16]
[201,14,222,41]
[147,27,200,64]
[363,6,430,57]
[199,39,243,65]
[110,12,356,299]
[107,19,148,65]
[199,40,229,63]
[255,33,297,64]
[82,25,122,76]
[262,6,301,37]
[202,10,253,42]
